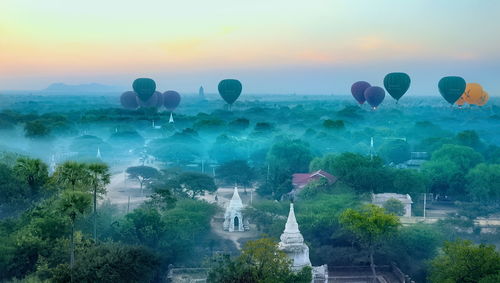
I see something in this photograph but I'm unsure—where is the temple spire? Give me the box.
[284,203,300,233]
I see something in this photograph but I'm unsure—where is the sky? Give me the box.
[1,0,500,95]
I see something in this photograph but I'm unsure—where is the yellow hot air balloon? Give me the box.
[462,83,483,105]
[477,91,489,106]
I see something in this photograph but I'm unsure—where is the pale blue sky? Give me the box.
[1,0,499,95]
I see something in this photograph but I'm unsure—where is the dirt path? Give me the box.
[103,171,149,212]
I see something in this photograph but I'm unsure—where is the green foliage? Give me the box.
[340,204,400,278]
[422,158,461,196]
[465,163,500,203]
[13,157,49,193]
[456,130,484,151]
[311,153,392,193]
[53,161,91,191]
[193,118,226,131]
[51,243,160,283]
[431,144,484,172]
[207,238,312,283]
[323,119,345,130]
[58,190,92,223]
[423,144,484,198]
[244,200,290,236]
[429,240,500,283]
[340,204,400,248]
[0,163,30,208]
[115,199,217,265]
[228,117,250,131]
[383,198,405,216]
[391,169,428,195]
[382,224,443,281]
[167,171,217,199]
[209,134,247,163]
[125,165,159,192]
[216,160,255,187]
[378,139,411,164]
[24,120,51,138]
[253,122,274,133]
[262,138,312,199]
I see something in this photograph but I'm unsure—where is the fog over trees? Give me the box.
[1,94,499,282]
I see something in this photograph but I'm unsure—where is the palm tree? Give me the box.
[58,190,91,272]
[53,161,90,191]
[13,157,49,193]
[87,163,110,241]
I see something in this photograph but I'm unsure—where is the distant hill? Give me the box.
[42,83,124,93]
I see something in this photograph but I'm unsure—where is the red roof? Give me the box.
[292,170,337,189]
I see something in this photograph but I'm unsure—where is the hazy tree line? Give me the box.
[1,99,499,282]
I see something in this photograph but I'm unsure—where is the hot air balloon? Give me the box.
[163,90,181,111]
[137,91,159,108]
[120,91,139,109]
[438,76,466,104]
[462,83,484,105]
[154,91,164,108]
[351,81,371,104]
[133,78,156,102]
[455,95,466,107]
[364,86,385,109]
[383,72,411,102]
[218,79,242,107]
[477,91,489,106]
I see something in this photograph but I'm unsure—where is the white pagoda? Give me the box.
[279,203,312,270]
[279,203,328,281]
[223,186,249,232]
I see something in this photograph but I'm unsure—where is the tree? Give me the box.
[323,119,345,130]
[13,157,49,193]
[378,139,411,164]
[0,163,30,213]
[431,144,483,172]
[422,159,462,197]
[339,204,400,280]
[58,190,91,269]
[24,120,50,138]
[465,163,500,203]
[216,160,255,189]
[125,166,159,195]
[455,130,483,151]
[311,153,392,193]
[264,139,312,199]
[169,172,217,199]
[383,198,405,216]
[391,169,428,195]
[53,161,90,191]
[381,224,443,282]
[87,163,110,241]
[429,240,500,283]
[51,243,160,283]
[207,238,312,283]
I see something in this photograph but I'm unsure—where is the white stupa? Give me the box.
[96,147,102,159]
[279,203,312,271]
[279,203,328,281]
[49,155,57,176]
[223,186,249,232]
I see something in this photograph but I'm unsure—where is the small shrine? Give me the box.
[223,186,249,232]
